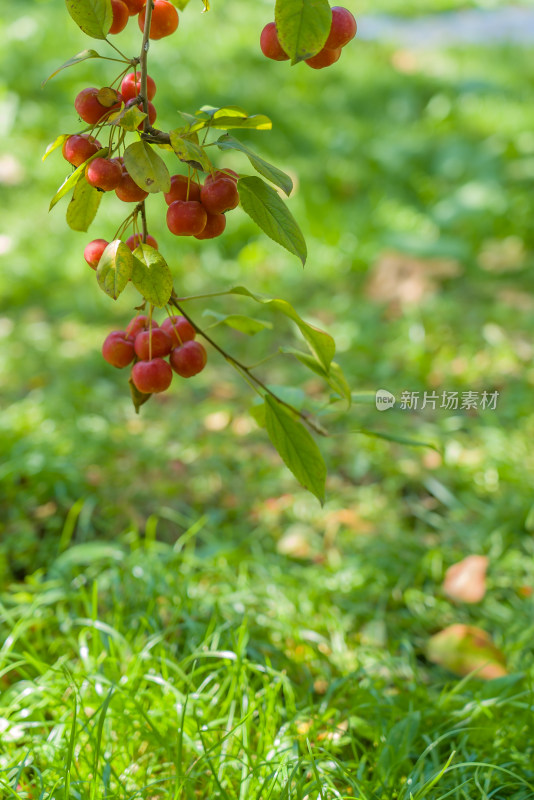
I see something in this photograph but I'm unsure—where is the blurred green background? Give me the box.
[2,1,534,795]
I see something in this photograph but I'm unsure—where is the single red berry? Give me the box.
[205,169,239,185]
[122,0,145,14]
[260,22,289,61]
[115,171,149,202]
[325,6,357,49]
[132,358,173,393]
[138,1,179,40]
[125,234,158,251]
[84,239,108,269]
[125,315,159,339]
[74,87,122,125]
[134,328,173,360]
[160,315,196,346]
[102,331,135,368]
[170,341,207,378]
[109,0,129,33]
[200,177,239,215]
[164,174,201,205]
[167,200,207,236]
[120,72,157,102]
[194,212,226,240]
[86,157,123,191]
[137,101,157,129]
[305,47,342,69]
[62,134,102,167]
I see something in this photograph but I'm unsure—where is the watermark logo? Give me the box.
[375,389,499,412]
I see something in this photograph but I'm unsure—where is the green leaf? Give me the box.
[109,105,146,132]
[202,310,272,336]
[66,178,102,232]
[280,347,351,406]
[96,240,133,300]
[169,131,211,172]
[249,401,266,429]
[129,375,152,413]
[217,135,293,196]
[238,176,306,265]
[65,0,112,40]
[42,134,69,162]
[42,49,102,86]
[49,148,107,210]
[131,245,173,308]
[377,713,421,785]
[265,396,326,503]
[207,115,272,131]
[123,141,171,194]
[353,428,440,451]
[274,0,332,64]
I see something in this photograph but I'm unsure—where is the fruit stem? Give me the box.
[139,1,154,135]
[140,201,148,245]
[169,294,328,437]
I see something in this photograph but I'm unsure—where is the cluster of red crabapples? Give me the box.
[106,0,179,40]
[102,313,207,394]
[260,6,357,69]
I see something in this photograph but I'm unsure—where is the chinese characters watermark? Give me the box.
[375,389,499,412]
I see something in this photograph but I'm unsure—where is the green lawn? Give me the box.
[1,0,534,797]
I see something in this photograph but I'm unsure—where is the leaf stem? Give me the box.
[169,295,327,437]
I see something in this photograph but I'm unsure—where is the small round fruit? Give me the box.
[125,234,158,251]
[120,71,157,102]
[122,0,145,14]
[109,0,129,33]
[160,315,196,346]
[74,87,122,125]
[325,6,357,49]
[102,330,135,368]
[170,341,207,378]
[115,171,149,202]
[137,101,157,129]
[167,200,207,236]
[62,134,102,167]
[134,328,172,360]
[205,169,239,185]
[131,358,173,393]
[164,174,201,205]
[305,47,342,69]
[125,315,159,339]
[86,157,123,191]
[260,22,289,61]
[138,1,179,40]
[84,239,108,269]
[200,178,239,215]
[194,212,226,240]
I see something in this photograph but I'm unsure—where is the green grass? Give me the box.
[1,0,534,796]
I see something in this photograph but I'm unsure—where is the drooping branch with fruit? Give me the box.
[44,0,357,502]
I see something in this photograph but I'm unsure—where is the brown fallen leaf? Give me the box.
[443,555,489,603]
[426,624,507,680]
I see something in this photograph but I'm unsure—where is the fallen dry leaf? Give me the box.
[443,555,489,603]
[426,624,507,680]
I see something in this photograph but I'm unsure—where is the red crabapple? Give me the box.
[200,177,239,214]
[137,101,157,129]
[167,200,207,236]
[74,87,122,125]
[325,7,357,49]
[122,0,145,14]
[160,316,196,346]
[138,1,179,40]
[131,358,173,393]
[194,212,226,240]
[260,22,289,61]
[125,315,159,339]
[84,239,108,269]
[164,175,201,205]
[205,169,239,185]
[170,341,207,378]
[62,134,102,167]
[305,47,342,69]
[125,234,158,250]
[134,328,173,359]
[120,72,157,102]
[102,331,135,368]
[109,0,129,34]
[115,172,149,202]
[86,158,123,191]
